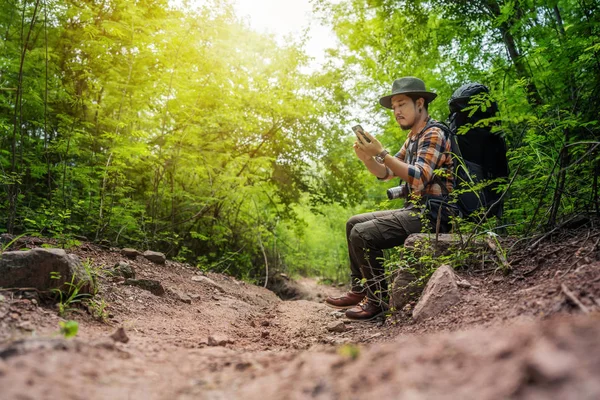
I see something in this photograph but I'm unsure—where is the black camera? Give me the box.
[387,184,408,200]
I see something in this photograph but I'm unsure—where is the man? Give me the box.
[325,77,454,320]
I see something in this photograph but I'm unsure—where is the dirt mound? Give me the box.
[234,315,600,400]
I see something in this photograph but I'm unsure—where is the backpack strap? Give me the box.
[418,120,459,197]
[424,121,463,161]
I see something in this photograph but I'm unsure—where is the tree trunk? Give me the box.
[8,0,42,233]
[484,0,543,106]
[548,130,571,228]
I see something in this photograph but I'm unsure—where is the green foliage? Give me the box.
[316,0,600,238]
[337,343,360,360]
[88,298,109,322]
[0,0,359,283]
[58,320,79,339]
[50,272,91,316]
[0,233,27,253]
[1,0,599,285]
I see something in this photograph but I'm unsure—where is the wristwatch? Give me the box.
[375,150,389,164]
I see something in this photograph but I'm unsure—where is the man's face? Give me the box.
[391,94,419,130]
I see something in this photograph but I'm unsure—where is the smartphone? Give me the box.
[352,124,371,143]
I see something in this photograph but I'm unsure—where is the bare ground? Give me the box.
[0,228,599,400]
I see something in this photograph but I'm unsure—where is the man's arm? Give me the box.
[364,156,391,179]
[356,127,446,193]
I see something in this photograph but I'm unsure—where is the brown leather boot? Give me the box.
[345,299,386,320]
[325,291,366,309]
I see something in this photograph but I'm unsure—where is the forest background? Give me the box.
[0,0,598,285]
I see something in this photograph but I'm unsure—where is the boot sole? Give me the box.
[345,310,386,321]
[324,302,360,310]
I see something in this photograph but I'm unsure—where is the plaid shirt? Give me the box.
[394,120,454,198]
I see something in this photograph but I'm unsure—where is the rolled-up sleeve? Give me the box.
[404,127,447,194]
[394,140,408,162]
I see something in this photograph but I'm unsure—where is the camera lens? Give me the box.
[387,185,406,200]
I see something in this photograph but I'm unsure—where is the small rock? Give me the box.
[121,248,140,259]
[112,261,136,279]
[29,237,45,246]
[327,321,346,333]
[17,322,34,331]
[125,279,165,296]
[191,276,225,293]
[330,311,345,319]
[110,327,130,343]
[413,265,460,321]
[457,280,472,288]
[207,334,233,347]
[492,276,504,284]
[143,251,166,264]
[235,362,252,371]
[260,320,270,327]
[171,289,192,304]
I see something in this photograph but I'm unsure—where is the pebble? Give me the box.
[191,276,225,292]
[171,289,192,304]
[207,334,233,347]
[121,248,141,259]
[327,321,346,333]
[457,280,472,288]
[17,322,34,331]
[110,327,130,344]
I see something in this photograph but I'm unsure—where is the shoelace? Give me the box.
[358,298,370,309]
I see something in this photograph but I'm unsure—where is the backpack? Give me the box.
[426,83,509,221]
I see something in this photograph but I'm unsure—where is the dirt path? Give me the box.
[1,233,600,399]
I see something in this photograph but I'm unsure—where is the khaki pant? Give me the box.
[346,207,423,304]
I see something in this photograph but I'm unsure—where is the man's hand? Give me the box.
[355,130,384,157]
[353,142,372,162]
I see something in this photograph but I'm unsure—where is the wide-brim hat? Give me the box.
[379,77,438,109]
